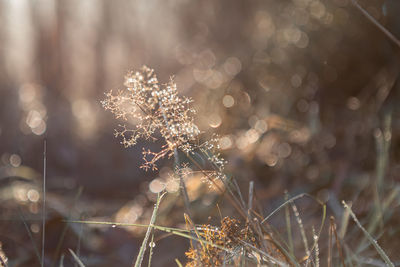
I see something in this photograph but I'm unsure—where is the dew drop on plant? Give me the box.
[111,224,116,228]
[149,242,156,248]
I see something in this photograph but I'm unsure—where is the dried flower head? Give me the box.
[185,217,258,267]
[102,66,200,170]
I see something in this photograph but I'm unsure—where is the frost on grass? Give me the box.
[102,66,226,173]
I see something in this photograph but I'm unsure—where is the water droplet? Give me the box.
[149,242,156,248]
[111,224,116,228]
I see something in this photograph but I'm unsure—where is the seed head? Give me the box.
[102,66,200,170]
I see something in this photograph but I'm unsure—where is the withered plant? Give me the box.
[101,66,200,171]
[102,66,229,214]
[101,66,296,266]
[101,66,394,267]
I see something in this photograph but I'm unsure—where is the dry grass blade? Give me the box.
[18,207,41,265]
[147,232,155,267]
[328,217,334,267]
[52,187,84,267]
[248,181,254,216]
[331,217,346,267]
[42,139,47,267]
[339,202,351,240]
[59,254,64,267]
[260,193,326,266]
[134,192,165,267]
[239,240,289,267]
[284,192,294,256]
[342,201,394,267]
[261,193,309,224]
[312,227,319,267]
[291,200,310,260]
[351,0,400,48]
[68,249,85,267]
[69,219,232,253]
[74,215,84,267]
[184,212,208,266]
[175,258,183,267]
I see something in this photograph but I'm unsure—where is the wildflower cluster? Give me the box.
[102,66,200,170]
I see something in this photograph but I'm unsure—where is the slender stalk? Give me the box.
[331,217,346,267]
[186,154,247,219]
[133,192,164,267]
[68,249,85,267]
[42,139,47,267]
[343,201,394,267]
[327,217,333,267]
[248,181,254,216]
[173,148,191,217]
[284,192,294,256]
[147,232,155,267]
[18,207,41,265]
[159,100,191,215]
[351,0,400,48]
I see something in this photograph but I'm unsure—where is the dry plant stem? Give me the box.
[331,218,346,267]
[68,249,85,267]
[175,259,184,267]
[284,191,294,255]
[174,148,191,217]
[59,255,64,267]
[312,227,320,267]
[291,201,309,259]
[186,154,247,219]
[351,0,400,48]
[239,240,289,267]
[147,231,155,267]
[339,202,351,239]
[197,146,247,211]
[18,207,41,265]
[195,148,246,211]
[247,181,254,225]
[252,218,269,256]
[42,139,47,267]
[327,217,333,267]
[342,201,394,267]
[133,192,164,267]
[52,187,83,267]
[74,215,84,267]
[158,99,191,215]
[372,113,391,234]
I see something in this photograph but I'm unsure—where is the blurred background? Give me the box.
[1,0,400,266]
